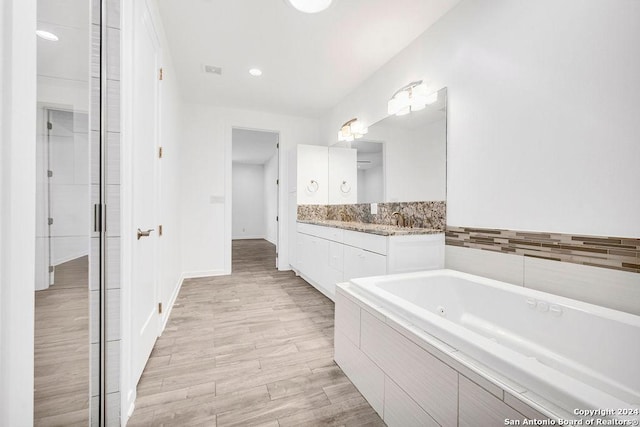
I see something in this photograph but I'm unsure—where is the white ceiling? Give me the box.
[37,0,89,82]
[157,0,461,117]
[232,128,279,164]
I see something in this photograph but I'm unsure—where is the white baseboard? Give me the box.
[232,235,266,240]
[161,274,185,332]
[122,389,136,426]
[52,250,89,267]
[182,269,227,279]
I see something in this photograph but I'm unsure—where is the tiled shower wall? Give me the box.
[90,0,121,424]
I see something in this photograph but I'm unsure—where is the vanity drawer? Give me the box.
[297,222,344,243]
[343,229,387,255]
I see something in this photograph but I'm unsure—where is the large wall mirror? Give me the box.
[34,0,105,424]
[297,87,447,206]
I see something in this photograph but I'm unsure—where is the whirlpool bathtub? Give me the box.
[336,269,640,425]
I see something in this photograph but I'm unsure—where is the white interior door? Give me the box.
[131,0,160,385]
[48,110,90,268]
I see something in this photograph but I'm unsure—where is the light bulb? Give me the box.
[286,0,332,13]
[36,30,59,41]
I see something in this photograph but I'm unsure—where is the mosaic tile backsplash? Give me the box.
[298,201,446,231]
[446,226,640,273]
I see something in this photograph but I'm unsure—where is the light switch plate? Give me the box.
[370,203,378,214]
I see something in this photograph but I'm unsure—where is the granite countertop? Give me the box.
[297,219,444,236]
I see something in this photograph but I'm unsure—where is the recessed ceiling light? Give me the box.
[36,30,59,41]
[249,68,262,77]
[286,0,332,14]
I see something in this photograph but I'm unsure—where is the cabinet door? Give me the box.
[297,145,328,205]
[344,245,386,281]
[297,232,334,295]
[296,232,312,275]
[328,241,343,272]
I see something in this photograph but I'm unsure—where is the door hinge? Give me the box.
[158,302,163,314]
[49,265,54,273]
[276,179,279,185]
[47,170,53,178]
[276,143,279,149]
[158,146,163,158]
[159,67,164,80]
[158,224,163,236]
[48,217,54,225]
[47,122,52,130]
[276,216,279,222]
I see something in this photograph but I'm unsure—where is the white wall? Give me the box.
[321,0,640,238]
[232,163,266,239]
[0,0,37,424]
[37,76,89,112]
[264,153,278,245]
[180,104,320,275]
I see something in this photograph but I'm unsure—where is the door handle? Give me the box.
[137,228,154,240]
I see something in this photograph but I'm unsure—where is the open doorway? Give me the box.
[231,128,280,269]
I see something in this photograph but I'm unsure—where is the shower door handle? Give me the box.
[137,228,154,240]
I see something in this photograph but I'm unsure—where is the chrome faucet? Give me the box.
[392,211,405,227]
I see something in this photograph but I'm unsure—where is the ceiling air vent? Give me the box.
[203,65,222,75]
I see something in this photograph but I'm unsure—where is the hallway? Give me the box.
[128,239,384,426]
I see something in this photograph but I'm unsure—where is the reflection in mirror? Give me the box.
[327,87,446,204]
[328,147,358,205]
[34,0,93,424]
[328,141,384,204]
[353,141,383,203]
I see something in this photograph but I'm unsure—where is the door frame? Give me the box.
[0,1,37,423]
[228,126,281,271]
[227,126,282,269]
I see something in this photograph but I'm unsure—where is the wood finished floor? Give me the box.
[128,239,384,427]
[34,256,90,426]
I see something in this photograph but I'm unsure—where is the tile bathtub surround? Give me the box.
[298,201,446,231]
[446,226,640,273]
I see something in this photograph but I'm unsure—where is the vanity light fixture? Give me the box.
[36,30,59,41]
[285,0,332,13]
[337,118,368,142]
[387,80,438,116]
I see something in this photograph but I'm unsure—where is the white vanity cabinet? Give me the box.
[294,222,444,300]
[343,245,387,283]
